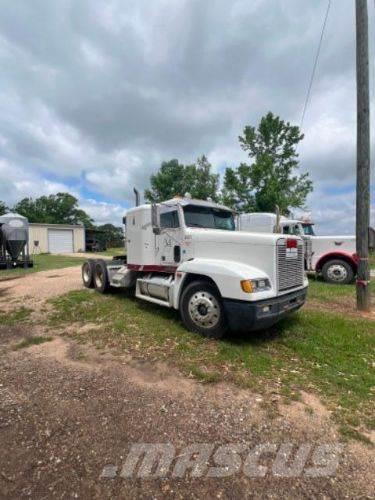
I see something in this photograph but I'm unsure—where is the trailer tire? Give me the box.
[180,280,227,339]
[82,260,96,288]
[322,259,354,284]
[93,259,110,293]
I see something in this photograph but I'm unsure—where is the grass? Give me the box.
[0,307,33,326]
[307,276,375,305]
[370,251,375,270]
[0,253,86,279]
[100,247,126,257]
[49,288,375,436]
[13,336,53,350]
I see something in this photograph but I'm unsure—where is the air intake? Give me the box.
[276,238,304,292]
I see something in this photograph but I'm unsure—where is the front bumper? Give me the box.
[223,287,308,332]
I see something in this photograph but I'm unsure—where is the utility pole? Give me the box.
[356,0,371,311]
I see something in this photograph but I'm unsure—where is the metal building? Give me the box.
[28,223,85,254]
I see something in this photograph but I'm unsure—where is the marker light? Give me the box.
[241,280,254,293]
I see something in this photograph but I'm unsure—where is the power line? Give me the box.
[300,0,331,129]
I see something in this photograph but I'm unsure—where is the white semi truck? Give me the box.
[239,213,358,285]
[82,196,308,338]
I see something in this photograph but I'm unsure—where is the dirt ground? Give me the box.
[0,267,374,499]
[0,266,83,310]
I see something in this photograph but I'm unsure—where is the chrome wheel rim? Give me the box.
[83,264,90,282]
[188,291,220,329]
[327,264,347,282]
[95,267,104,287]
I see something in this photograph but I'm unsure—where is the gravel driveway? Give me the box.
[0,267,373,499]
[0,266,83,311]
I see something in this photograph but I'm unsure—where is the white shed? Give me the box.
[28,223,85,254]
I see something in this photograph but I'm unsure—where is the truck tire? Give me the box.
[322,259,354,284]
[93,259,110,293]
[82,260,96,288]
[180,280,227,339]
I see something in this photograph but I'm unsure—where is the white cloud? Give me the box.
[79,198,126,225]
[0,159,125,225]
[296,186,375,236]
[0,160,74,205]
[80,39,108,68]
[0,0,373,233]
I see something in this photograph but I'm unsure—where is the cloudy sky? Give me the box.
[0,0,374,234]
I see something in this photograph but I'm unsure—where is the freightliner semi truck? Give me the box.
[82,196,308,338]
[239,213,358,285]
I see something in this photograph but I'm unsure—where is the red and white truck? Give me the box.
[239,213,358,284]
[81,196,308,338]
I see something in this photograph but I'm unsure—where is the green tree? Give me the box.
[96,223,124,247]
[145,156,219,202]
[221,164,256,212]
[222,112,313,214]
[0,201,8,216]
[14,193,93,226]
[191,156,220,201]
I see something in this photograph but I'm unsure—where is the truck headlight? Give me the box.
[240,278,271,293]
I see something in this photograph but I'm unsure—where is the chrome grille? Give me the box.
[277,239,304,291]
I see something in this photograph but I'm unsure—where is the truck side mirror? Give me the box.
[151,204,161,235]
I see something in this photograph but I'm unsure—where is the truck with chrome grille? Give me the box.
[239,212,358,284]
[81,195,308,339]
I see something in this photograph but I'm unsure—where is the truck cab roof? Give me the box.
[162,197,234,212]
[126,198,234,215]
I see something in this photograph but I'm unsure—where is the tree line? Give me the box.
[145,112,312,214]
[0,113,313,231]
[0,193,123,248]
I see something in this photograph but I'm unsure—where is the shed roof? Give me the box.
[29,223,85,229]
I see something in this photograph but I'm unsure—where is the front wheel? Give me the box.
[180,281,227,339]
[321,259,354,284]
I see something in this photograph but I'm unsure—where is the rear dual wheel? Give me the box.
[93,259,110,293]
[82,260,96,288]
[82,259,110,293]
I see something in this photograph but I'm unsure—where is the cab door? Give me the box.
[157,206,183,266]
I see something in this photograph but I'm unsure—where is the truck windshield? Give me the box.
[183,205,235,231]
[302,224,315,236]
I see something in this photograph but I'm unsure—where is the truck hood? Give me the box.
[183,228,305,294]
[185,228,291,246]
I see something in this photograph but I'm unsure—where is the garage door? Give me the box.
[48,229,73,253]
